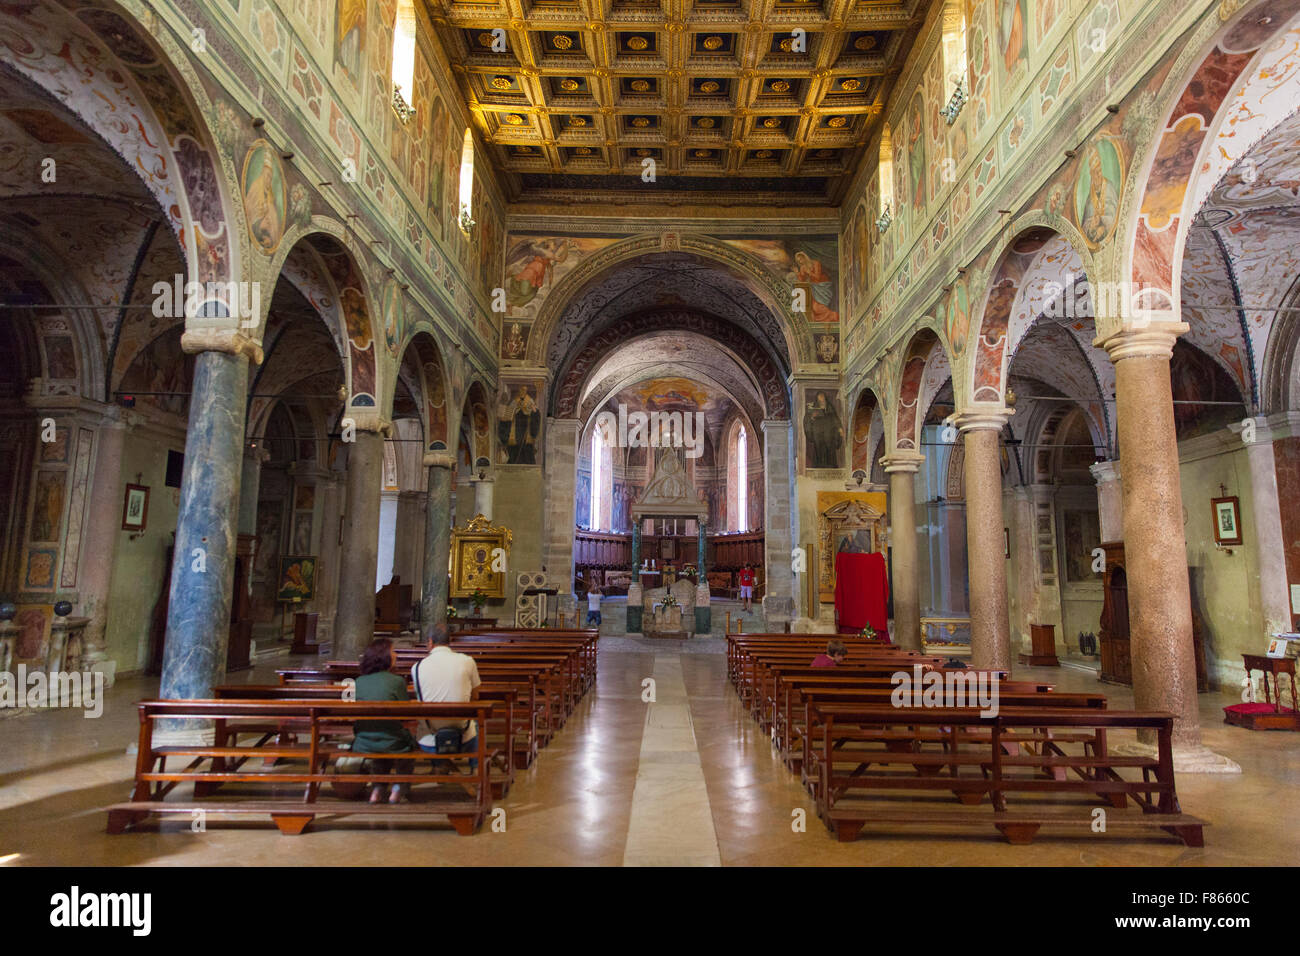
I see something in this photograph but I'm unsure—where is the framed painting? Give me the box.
[449,515,513,598]
[1211,496,1242,547]
[277,555,316,602]
[121,483,150,532]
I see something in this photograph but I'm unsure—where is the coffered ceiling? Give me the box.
[422,0,932,206]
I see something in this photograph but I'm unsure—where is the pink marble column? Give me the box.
[1100,326,1202,747]
[1233,416,1292,639]
[955,410,1013,671]
[882,452,925,650]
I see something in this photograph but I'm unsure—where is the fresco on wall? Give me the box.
[428,96,448,226]
[241,139,288,255]
[503,236,618,320]
[907,91,926,216]
[997,0,1029,90]
[803,389,844,470]
[724,238,840,323]
[1075,136,1125,250]
[119,329,194,418]
[381,279,402,356]
[501,321,531,360]
[497,382,542,465]
[334,0,366,87]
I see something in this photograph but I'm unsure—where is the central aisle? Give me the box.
[621,653,721,866]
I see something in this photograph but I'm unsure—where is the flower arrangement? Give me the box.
[859,624,877,641]
[447,605,458,619]
[471,589,488,613]
[660,593,679,609]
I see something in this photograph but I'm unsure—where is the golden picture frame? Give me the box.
[449,514,513,599]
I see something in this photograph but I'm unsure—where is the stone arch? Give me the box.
[526,233,821,370]
[968,224,1100,406]
[552,310,791,421]
[894,328,954,452]
[0,241,105,403]
[1118,0,1300,329]
[395,329,451,452]
[0,1,245,292]
[268,229,382,419]
[1260,272,1300,414]
[457,379,492,470]
[849,385,887,476]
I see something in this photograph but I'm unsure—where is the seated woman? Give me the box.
[352,638,416,804]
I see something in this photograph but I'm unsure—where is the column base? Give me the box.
[1112,740,1242,774]
[626,584,643,633]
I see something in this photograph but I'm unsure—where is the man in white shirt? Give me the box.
[411,624,481,771]
[586,586,602,627]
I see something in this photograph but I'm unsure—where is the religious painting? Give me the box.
[255,499,283,579]
[723,238,840,323]
[44,335,76,379]
[428,96,448,223]
[334,0,365,87]
[277,554,316,602]
[803,391,844,471]
[121,483,149,532]
[575,470,591,529]
[1062,509,1101,582]
[30,471,65,542]
[945,276,970,358]
[23,549,57,590]
[450,514,512,598]
[292,512,313,554]
[40,428,68,463]
[907,91,926,213]
[14,605,52,662]
[381,279,402,356]
[998,0,1029,87]
[1074,136,1125,250]
[501,321,531,361]
[1212,496,1242,547]
[815,332,839,364]
[294,485,315,511]
[497,382,542,466]
[241,139,287,255]
[816,491,888,603]
[503,235,618,319]
[119,330,193,418]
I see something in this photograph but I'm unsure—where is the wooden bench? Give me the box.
[106,698,500,836]
[804,703,1204,846]
[212,683,521,796]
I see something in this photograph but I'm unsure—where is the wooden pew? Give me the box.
[212,683,521,797]
[106,698,500,836]
[804,703,1205,846]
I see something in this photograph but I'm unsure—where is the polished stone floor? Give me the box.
[1,640,1296,866]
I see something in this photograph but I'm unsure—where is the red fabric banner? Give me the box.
[835,551,890,634]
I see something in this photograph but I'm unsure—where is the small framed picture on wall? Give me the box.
[122,484,150,532]
[1211,496,1242,546]
[1004,528,1010,559]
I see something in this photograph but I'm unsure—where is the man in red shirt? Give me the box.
[738,564,755,612]
[811,640,847,668]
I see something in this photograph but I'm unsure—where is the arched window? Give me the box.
[391,0,417,122]
[877,124,894,231]
[458,128,475,232]
[727,420,749,533]
[590,423,610,530]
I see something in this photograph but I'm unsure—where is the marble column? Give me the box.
[334,423,388,661]
[882,452,925,650]
[955,410,1014,671]
[762,420,795,626]
[76,407,127,684]
[1232,417,1293,639]
[159,332,260,703]
[421,452,453,642]
[469,474,495,521]
[1090,459,1124,544]
[543,418,581,607]
[314,473,344,644]
[695,519,711,634]
[1099,325,1204,750]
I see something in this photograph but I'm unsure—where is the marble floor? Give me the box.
[0,640,1297,866]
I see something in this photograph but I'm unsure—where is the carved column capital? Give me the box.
[1094,321,1188,362]
[180,328,264,365]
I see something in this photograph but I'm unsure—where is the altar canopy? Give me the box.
[835,551,889,633]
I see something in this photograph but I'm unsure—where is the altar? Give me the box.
[626,448,711,636]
